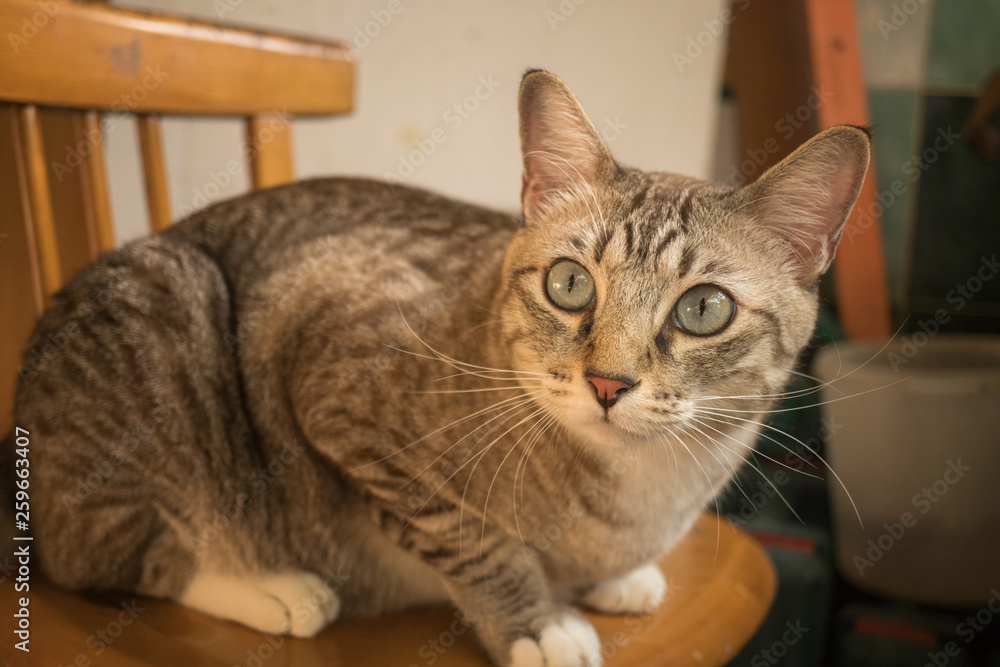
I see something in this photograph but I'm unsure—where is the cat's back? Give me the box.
[166,177,521,296]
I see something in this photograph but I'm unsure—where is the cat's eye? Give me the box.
[545,260,595,311]
[673,285,735,336]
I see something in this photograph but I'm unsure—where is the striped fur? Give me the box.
[10,72,869,666]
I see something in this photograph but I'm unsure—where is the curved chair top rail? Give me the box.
[0,0,354,115]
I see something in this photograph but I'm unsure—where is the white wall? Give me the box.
[109,0,729,243]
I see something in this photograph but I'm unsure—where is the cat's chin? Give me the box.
[565,413,656,452]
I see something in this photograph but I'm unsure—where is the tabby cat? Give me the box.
[10,71,869,666]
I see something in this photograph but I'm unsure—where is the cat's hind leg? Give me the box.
[16,236,333,635]
[179,569,340,637]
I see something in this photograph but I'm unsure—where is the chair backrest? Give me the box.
[0,0,354,434]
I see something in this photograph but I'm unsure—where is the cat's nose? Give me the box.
[586,373,636,410]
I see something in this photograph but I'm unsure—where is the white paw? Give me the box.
[180,570,340,638]
[509,614,602,667]
[581,563,665,615]
[259,571,341,637]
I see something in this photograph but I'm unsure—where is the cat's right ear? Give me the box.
[739,125,871,282]
[518,70,614,221]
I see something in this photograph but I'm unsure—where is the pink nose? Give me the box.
[586,374,635,410]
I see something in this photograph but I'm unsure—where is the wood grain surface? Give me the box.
[0,513,775,667]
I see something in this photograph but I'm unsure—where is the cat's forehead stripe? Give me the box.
[748,306,791,358]
[652,229,679,263]
[592,227,613,264]
[627,184,649,213]
[676,244,698,279]
[674,189,695,232]
[586,182,704,273]
[513,283,568,338]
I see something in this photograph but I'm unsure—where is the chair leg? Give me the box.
[138,113,173,232]
[14,104,61,307]
[246,110,295,190]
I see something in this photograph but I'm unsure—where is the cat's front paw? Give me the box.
[508,612,602,667]
[180,570,340,638]
[259,571,341,637]
[580,563,665,615]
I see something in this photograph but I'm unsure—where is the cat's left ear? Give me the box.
[518,70,615,221]
[740,125,871,281]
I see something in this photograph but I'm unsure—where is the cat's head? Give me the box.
[498,70,870,455]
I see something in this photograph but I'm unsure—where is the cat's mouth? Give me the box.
[590,416,639,440]
[534,375,688,447]
[567,400,658,446]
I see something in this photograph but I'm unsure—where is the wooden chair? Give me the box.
[0,0,353,438]
[0,2,775,665]
[0,514,773,667]
[726,0,893,340]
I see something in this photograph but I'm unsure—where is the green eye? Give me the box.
[674,285,735,335]
[545,260,595,311]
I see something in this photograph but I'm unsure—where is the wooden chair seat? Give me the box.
[0,513,774,666]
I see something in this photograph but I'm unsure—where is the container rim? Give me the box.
[813,334,1000,381]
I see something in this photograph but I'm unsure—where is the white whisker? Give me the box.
[691,410,821,476]
[405,393,543,489]
[461,405,548,556]
[694,406,862,527]
[694,377,908,415]
[688,416,805,524]
[482,408,552,553]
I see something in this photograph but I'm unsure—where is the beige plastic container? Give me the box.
[814,334,1000,607]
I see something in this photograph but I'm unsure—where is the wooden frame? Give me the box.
[726,0,892,339]
[0,0,353,436]
[0,0,353,115]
